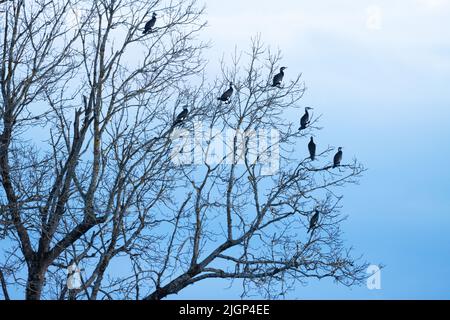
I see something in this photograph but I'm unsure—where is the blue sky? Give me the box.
[2,0,449,300]
[173,0,450,299]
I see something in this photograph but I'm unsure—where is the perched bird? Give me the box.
[143,12,157,34]
[217,82,233,103]
[308,137,316,161]
[298,107,313,131]
[272,67,287,87]
[333,147,343,168]
[172,105,188,127]
[308,209,320,233]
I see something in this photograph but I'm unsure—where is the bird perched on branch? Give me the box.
[333,147,343,168]
[143,12,157,34]
[308,209,320,233]
[272,67,287,87]
[217,82,233,103]
[308,137,316,161]
[172,105,189,128]
[298,107,313,131]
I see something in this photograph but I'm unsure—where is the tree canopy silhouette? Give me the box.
[0,0,367,300]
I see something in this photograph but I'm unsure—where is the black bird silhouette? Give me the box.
[333,147,343,168]
[217,82,233,103]
[308,209,320,233]
[272,67,287,87]
[143,12,157,34]
[172,105,188,127]
[308,137,316,161]
[298,107,313,131]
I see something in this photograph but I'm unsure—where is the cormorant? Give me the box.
[333,147,343,168]
[308,137,316,161]
[272,67,287,87]
[308,209,320,233]
[172,105,188,127]
[217,82,233,103]
[143,12,157,34]
[298,107,313,131]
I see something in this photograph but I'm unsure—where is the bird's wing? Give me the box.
[145,18,156,29]
[311,213,319,225]
[301,114,307,124]
[309,215,317,228]
[176,110,187,121]
[273,73,280,83]
[334,153,340,163]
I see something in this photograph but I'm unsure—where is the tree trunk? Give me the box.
[25,266,46,300]
[144,266,200,300]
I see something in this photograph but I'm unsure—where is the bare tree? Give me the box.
[0,0,367,300]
